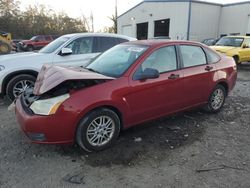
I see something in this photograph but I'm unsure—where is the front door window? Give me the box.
[66,37,93,54]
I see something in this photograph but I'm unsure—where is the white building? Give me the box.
[117,0,250,41]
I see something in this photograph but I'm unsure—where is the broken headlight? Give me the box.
[30,94,70,115]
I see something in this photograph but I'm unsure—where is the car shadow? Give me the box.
[56,109,207,167]
[237,62,250,71]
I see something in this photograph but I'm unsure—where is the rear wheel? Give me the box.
[204,85,226,113]
[6,74,36,101]
[76,108,121,152]
[233,56,240,64]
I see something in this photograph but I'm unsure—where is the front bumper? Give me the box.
[15,96,75,144]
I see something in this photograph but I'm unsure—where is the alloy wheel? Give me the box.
[13,80,35,98]
[86,116,115,147]
[211,88,224,110]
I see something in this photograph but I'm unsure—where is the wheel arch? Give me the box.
[74,104,124,146]
[79,105,124,129]
[232,55,240,63]
[216,80,229,96]
[1,70,38,96]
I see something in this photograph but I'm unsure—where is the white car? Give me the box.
[0,33,136,100]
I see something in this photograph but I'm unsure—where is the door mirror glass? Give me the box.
[60,48,73,56]
[135,68,159,80]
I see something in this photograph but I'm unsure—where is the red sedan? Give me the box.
[15,40,237,152]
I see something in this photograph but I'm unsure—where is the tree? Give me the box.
[0,1,88,39]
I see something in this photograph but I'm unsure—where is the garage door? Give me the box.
[122,25,133,37]
[247,16,250,35]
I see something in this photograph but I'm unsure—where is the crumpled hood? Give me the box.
[210,46,238,53]
[33,64,115,95]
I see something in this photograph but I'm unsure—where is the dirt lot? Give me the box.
[0,64,250,188]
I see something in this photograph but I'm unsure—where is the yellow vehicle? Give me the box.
[211,36,250,64]
[0,31,12,55]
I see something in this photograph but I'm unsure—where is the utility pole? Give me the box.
[90,11,94,32]
[115,0,118,33]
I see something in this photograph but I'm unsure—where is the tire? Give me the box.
[6,74,36,101]
[204,85,226,113]
[233,56,240,64]
[27,45,34,51]
[0,42,11,54]
[76,108,121,152]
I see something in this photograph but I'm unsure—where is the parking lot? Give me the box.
[0,64,249,188]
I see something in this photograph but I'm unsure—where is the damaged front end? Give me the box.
[20,64,115,115]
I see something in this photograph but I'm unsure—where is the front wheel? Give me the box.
[76,108,121,152]
[204,85,226,113]
[27,45,34,51]
[6,74,36,101]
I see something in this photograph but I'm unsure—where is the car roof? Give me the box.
[123,40,204,48]
[61,33,136,41]
[223,35,250,38]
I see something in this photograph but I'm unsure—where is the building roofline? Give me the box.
[118,0,221,19]
[192,0,221,6]
[118,2,144,19]
[223,1,250,7]
[118,0,250,19]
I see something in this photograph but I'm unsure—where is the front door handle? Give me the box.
[168,74,180,79]
[205,66,213,71]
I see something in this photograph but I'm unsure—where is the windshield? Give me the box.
[39,36,70,53]
[86,44,148,78]
[216,37,244,47]
[30,36,37,40]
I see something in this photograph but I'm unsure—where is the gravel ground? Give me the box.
[0,64,250,188]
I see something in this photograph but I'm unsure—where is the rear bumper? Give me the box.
[15,96,75,144]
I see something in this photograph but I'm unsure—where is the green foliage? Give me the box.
[0,0,88,39]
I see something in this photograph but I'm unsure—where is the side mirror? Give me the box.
[242,44,249,48]
[60,48,73,56]
[135,68,160,80]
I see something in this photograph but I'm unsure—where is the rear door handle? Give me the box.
[168,74,180,79]
[205,66,213,71]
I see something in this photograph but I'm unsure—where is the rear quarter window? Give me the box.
[204,48,220,63]
[117,38,129,43]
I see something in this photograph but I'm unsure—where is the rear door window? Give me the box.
[179,45,207,68]
[95,37,120,52]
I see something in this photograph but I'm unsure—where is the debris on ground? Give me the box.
[134,137,142,142]
[167,125,181,131]
[63,173,85,184]
[215,151,223,156]
[196,164,248,173]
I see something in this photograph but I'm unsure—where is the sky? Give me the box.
[19,0,250,31]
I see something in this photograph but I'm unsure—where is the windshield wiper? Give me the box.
[85,68,101,74]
